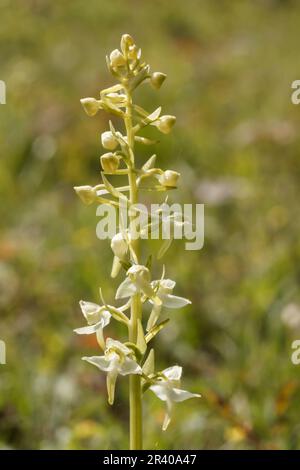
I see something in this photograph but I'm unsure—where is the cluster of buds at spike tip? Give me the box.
[74,34,200,446]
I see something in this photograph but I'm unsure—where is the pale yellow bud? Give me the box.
[101,131,118,150]
[111,232,128,259]
[128,44,138,60]
[121,34,135,54]
[100,153,119,173]
[156,115,176,134]
[74,185,97,205]
[150,72,167,90]
[159,170,180,188]
[109,49,126,68]
[80,97,101,116]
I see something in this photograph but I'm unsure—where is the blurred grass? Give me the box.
[1,0,300,449]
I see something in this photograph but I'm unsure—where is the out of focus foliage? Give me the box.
[1,0,300,449]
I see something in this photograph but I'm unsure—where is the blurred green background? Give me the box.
[1,0,300,450]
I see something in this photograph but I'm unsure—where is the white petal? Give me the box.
[169,387,201,403]
[82,355,113,372]
[119,358,142,376]
[162,294,191,309]
[115,278,137,299]
[162,399,173,431]
[74,322,102,335]
[163,365,182,381]
[149,384,169,402]
[101,309,112,327]
[106,338,131,356]
[79,300,102,324]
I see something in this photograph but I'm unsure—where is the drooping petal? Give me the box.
[162,294,191,309]
[82,355,113,372]
[146,304,162,331]
[119,357,142,376]
[96,328,105,350]
[115,277,137,299]
[162,399,173,431]
[169,387,201,403]
[107,370,118,405]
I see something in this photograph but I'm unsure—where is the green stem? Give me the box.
[124,85,143,450]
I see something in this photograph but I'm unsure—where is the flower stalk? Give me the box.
[74,34,200,450]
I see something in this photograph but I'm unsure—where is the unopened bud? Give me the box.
[109,49,126,68]
[128,44,138,60]
[74,185,97,205]
[100,153,119,173]
[150,72,167,90]
[111,232,128,259]
[121,34,135,54]
[156,115,176,134]
[80,97,101,116]
[159,170,180,188]
[101,131,118,150]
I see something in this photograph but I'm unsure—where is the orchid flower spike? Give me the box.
[150,366,200,430]
[83,338,142,405]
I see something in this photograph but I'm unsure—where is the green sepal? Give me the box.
[145,318,169,343]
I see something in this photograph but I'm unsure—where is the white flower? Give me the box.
[116,265,162,305]
[158,170,180,188]
[150,366,200,430]
[109,49,126,68]
[83,338,142,404]
[101,131,118,150]
[74,300,111,349]
[147,279,191,331]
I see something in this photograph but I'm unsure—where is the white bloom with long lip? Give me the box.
[74,300,112,348]
[147,279,191,331]
[83,338,142,404]
[150,365,200,430]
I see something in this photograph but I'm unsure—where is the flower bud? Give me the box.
[121,34,135,54]
[128,44,138,60]
[150,72,167,90]
[159,170,180,188]
[100,153,119,173]
[109,49,126,68]
[74,185,97,205]
[156,115,176,134]
[80,97,101,116]
[111,232,128,259]
[101,131,118,150]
